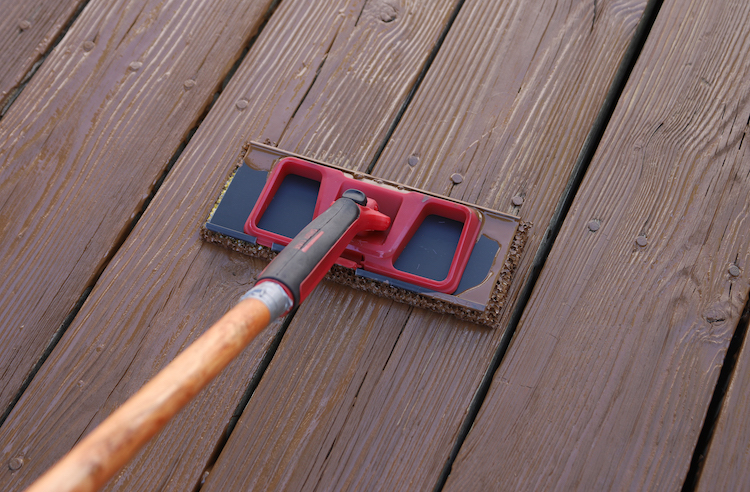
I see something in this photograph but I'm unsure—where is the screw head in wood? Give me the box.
[407,154,419,167]
[19,20,31,31]
[83,40,95,51]
[635,235,648,247]
[128,61,142,72]
[235,99,249,110]
[729,265,741,277]
[587,220,600,232]
[183,79,196,90]
[450,173,463,184]
[511,195,524,207]
[8,457,23,471]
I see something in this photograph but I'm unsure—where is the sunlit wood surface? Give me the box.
[1,0,748,490]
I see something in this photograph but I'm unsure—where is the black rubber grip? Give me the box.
[257,195,361,305]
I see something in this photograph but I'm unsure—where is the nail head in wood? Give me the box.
[511,195,524,207]
[407,154,419,167]
[8,457,23,471]
[729,264,741,277]
[587,220,600,232]
[635,235,648,247]
[450,173,463,184]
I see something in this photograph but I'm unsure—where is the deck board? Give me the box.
[697,313,750,487]
[0,0,282,487]
[443,0,750,489]
[202,0,649,490]
[1,0,746,489]
[0,0,85,109]
[0,0,465,489]
[0,0,277,421]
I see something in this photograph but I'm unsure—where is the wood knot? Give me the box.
[703,304,730,328]
[366,1,398,24]
[379,6,397,23]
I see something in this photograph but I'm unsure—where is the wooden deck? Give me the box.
[1,0,748,490]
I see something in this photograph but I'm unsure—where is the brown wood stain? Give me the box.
[699,305,750,491]
[0,0,85,108]
[202,0,649,490]
[0,0,466,489]
[444,0,750,489]
[3,0,746,490]
[0,0,279,420]
[0,0,279,489]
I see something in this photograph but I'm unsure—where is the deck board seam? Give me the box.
[193,0,471,483]
[192,307,298,492]
[365,0,468,175]
[0,0,91,118]
[0,286,91,427]
[431,0,666,490]
[0,0,284,435]
[682,282,750,490]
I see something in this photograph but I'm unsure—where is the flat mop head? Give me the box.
[201,142,529,328]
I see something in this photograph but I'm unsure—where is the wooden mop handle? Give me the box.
[25,190,380,491]
[26,295,276,492]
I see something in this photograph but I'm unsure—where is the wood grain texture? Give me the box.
[445,0,750,489]
[0,0,85,108]
[0,0,276,418]
[698,315,750,490]
[27,297,271,492]
[202,0,648,490]
[0,0,464,489]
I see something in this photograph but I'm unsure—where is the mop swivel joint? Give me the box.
[254,189,390,310]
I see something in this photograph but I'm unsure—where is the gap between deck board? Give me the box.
[0,0,284,430]
[0,0,90,116]
[193,306,298,492]
[193,0,470,486]
[0,0,472,489]
[439,0,750,488]
[200,0,653,489]
[682,299,750,490]
[433,0,665,488]
[364,0,467,175]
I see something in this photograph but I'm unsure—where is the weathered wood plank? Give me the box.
[0,0,85,109]
[202,0,649,490]
[444,0,750,489]
[697,314,750,491]
[0,0,276,420]
[0,0,465,489]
